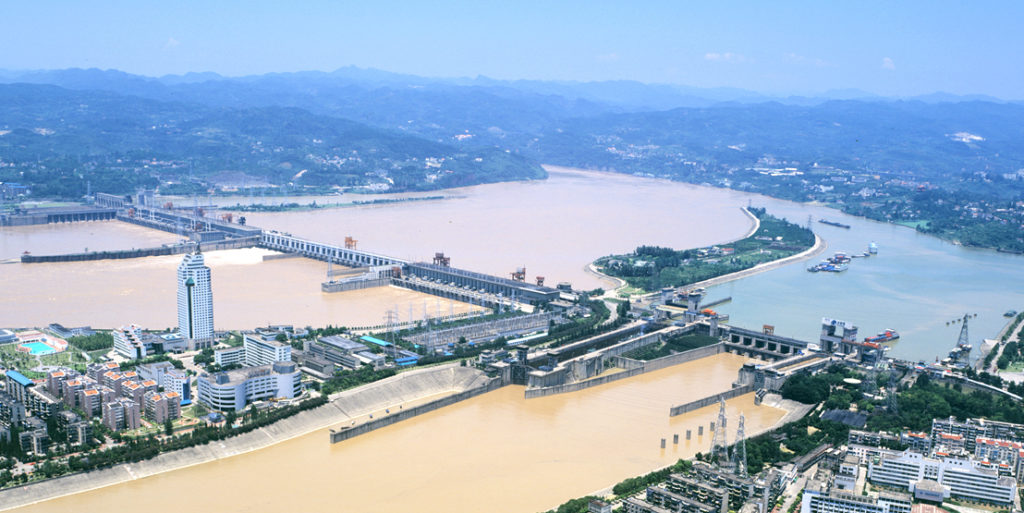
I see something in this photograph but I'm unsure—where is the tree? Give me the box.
[275,333,288,343]
[164,419,174,436]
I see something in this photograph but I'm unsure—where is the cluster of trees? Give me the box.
[545,301,631,349]
[998,340,1024,370]
[779,365,861,404]
[193,347,215,366]
[602,210,814,291]
[319,367,397,396]
[119,353,184,371]
[0,395,329,488]
[742,412,851,475]
[543,459,693,513]
[845,188,1024,253]
[66,332,114,352]
[869,372,1024,432]
[612,459,692,496]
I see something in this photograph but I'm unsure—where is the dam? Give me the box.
[9,353,789,513]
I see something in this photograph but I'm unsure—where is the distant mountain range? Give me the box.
[1,67,1022,198]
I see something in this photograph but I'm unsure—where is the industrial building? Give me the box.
[404,262,561,305]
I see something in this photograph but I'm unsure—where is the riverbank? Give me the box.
[222,195,449,212]
[0,365,489,512]
[588,219,825,299]
[687,234,827,290]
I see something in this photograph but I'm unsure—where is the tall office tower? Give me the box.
[177,250,214,349]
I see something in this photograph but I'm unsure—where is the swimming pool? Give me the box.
[20,341,57,355]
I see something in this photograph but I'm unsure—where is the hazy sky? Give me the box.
[3,1,1022,98]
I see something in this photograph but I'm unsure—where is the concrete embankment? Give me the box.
[668,384,755,416]
[331,376,503,443]
[589,231,826,301]
[0,365,493,512]
[686,234,827,290]
[524,343,726,399]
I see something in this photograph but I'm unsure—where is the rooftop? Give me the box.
[5,370,34,387]
[320,335,368,352]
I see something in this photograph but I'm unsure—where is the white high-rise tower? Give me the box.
[177,249,214,349]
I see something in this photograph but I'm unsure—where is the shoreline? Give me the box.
[686,233,827,290]
[0,364,481,512]
[586,213,826,299]
[541,164,1022,256]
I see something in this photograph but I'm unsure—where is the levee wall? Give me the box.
[330,377,504,443]
[524,343,725,399]
[668,384,755,417]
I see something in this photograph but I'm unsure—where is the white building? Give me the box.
[177,251,214,349]
[214,346,245,367]
[242,334,292,367]
[801,487,911,513]
[868,450,1017,505]
[196,362,301,412]
[113,324,148,359]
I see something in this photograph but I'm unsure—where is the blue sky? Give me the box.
[2,1,1022,98]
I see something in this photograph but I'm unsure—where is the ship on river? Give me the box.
[818,219,851,229]
[865,329,899,344]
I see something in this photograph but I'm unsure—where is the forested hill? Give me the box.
[530,100,1024,184]
[0,83,545,197]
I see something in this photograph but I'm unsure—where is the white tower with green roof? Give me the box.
[177,249,214,348]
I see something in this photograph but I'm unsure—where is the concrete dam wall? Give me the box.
[668,384,756,417]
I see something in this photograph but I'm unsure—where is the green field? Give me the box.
[896,220,930,230]
[0,344,91,375]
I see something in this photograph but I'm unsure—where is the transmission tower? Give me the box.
[734,414,748,477]
[383,307,400,357]
[861,365,879,396]
[710,398,729,467]
[886,371,899,415]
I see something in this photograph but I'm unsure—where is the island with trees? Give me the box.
[594,208,815,293]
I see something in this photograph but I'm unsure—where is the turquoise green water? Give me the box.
[708,197,1024,363]
[20,341,56,355]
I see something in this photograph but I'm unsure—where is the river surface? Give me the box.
[239,166,755,289]
[703,195,1024,363]
[0,246,482,330]
[4,167,1024,511]
[3,168,1023,359]
[0,167,754,330]
[17,353,785,513]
